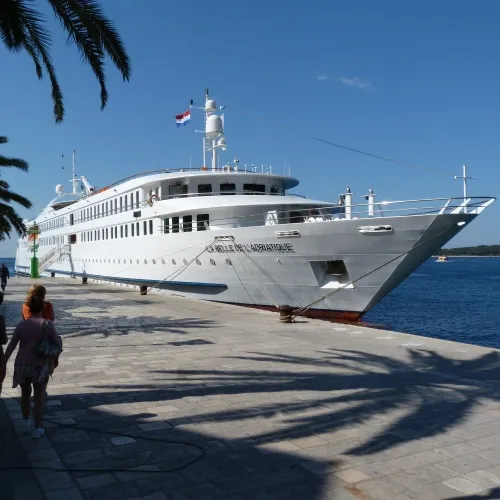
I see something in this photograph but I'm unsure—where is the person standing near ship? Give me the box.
[0,263,9,292]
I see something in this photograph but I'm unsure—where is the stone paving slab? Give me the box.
[2,276,500,499]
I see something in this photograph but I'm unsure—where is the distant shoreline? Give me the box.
[432,255,500,258]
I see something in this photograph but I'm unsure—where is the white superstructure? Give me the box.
[15,90,495,320]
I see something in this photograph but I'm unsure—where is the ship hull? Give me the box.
[15,212,475,316]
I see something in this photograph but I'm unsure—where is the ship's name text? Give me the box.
[206,243,294,254]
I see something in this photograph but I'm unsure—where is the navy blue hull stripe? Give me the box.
[15,266,226,289]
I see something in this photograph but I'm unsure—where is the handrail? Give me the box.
[86,167,292,196]
[29,195,496,235]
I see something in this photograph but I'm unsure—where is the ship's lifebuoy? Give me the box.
[148,194,159,206]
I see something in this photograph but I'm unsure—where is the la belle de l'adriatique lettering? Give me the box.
[206,243,295,254]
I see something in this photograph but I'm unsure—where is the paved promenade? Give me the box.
[2,276,500,499]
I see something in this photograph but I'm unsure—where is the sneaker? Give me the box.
[32,427,45,439]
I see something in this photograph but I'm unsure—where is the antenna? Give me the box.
[72,150,78,194]
[454,164,474,199]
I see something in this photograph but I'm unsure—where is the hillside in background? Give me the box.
[439,245,500,256]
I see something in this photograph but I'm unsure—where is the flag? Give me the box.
[175,110,191,127]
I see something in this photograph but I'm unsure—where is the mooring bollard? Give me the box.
[279,305,293,323]
[140,286,148,295]
[50,272,55,278]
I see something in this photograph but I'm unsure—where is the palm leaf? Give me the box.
[0,0,64,121]
[0,179,32,208]
[48,0,131,111]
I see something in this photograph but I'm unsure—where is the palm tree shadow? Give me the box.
[92,346,500,456]
[445,487,500,499]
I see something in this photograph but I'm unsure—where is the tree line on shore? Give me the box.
[439,245,500,256]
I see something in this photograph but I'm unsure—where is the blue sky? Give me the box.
[1,0,499,256]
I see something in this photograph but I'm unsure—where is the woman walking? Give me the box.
[21,285,55,321]
[1,295,62,438]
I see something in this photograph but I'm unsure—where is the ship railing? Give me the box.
[38,244,71,272]
[156,196,495,233]
[83,167,288,198]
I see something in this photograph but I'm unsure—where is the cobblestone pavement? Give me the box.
[2,276,500,499]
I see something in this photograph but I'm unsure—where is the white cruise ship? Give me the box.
[15,90,495,321]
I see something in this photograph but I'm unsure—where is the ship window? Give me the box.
[136,222,139,235]
[131,223,135,237]
[163,218,169,234]
[197,213,209,231]
[125,194,128,211]
[115,227,118,239]
[198,184,212,196]
[106,228,109,239]
[149,220,153,235]
[111,227,114,239]
[105,201,108,215]
[70,214,74,226]
[120,197,123,212]
[290,210,304,223]
[136,191,140,208]
[220,183,236,195]
[169,185,181,198]
[120,226,123,238]
[183,215,192,232]
[143,220,147,235]
[125,225,128,237]
[172,216,179,233]
[243,183,266,195]
[114,199,117,214]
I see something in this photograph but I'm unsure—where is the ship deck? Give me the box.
[2,276,500,500]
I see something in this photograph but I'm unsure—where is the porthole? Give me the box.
[210,259,216,266]
[172,259,176,265]
[226,258,233,267]
[162,259,165,264]
[196,259,201,265]
[183,258,188,265]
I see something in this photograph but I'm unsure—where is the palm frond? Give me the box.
[0,154,30,171]
[0,202,27,239]
[48,0,131,110]
[0,0,64,121]
[0,179,32,208]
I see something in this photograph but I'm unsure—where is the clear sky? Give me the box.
[1,0,499,257]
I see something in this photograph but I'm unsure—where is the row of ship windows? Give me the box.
[56,255,235,267]
[37,214,210,246]
[39,189,156,232]
[38,182,277,231]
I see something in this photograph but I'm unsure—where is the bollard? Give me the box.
[51,272,55,278]
[82,276,88,284]
[279,305,293,323]
[140,286,148,295]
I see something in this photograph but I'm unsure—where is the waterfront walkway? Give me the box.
[2,277,500,499]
